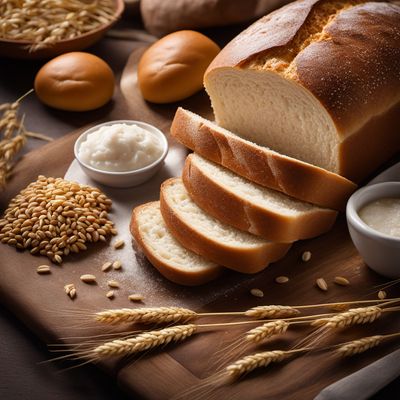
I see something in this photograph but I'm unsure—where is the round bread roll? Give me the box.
[34,52,115,112]
[137,30,220,103]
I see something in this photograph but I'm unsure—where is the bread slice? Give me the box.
[130,201,222,286]
[183,153,338,242]
[170,108,357,211]
[159,178,291,274]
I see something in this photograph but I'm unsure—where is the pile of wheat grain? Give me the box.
[0,0,116,51]
[0,175,116,263]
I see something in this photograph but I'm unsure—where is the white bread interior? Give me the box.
[205,68,339,172]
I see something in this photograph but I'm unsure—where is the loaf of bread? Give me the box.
[171,108,356,210]
[130,202,222,286]
[34,52,115,111]
[140,0,292,37]
[137,30,220,103]
[183,153,338,242]
[160,178,291,273]
[204,0,400,182]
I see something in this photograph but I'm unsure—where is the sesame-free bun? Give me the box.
[137,30,220,104]
[34,52,115,112]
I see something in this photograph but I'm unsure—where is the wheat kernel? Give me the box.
[129,294,144,302]
[107,280,119,288]
[333,276,350,286]
[378,290,387,300]
[275,276,289,284]
[250,288,264,298]
[302,251,312,262]
[101,261,112,272]
[114,239,125,249]
[316,278,328,291]
[112,260,122,270]
[106,290,115,299]
[80,274,96,284]
[36,265,51,274]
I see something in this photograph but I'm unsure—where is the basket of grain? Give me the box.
[0,0,124,59]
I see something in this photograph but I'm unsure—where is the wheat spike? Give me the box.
[246,320,289,343]
[227,350,288,378]
[94,307,197,325]
[337,335,383,357]
[245,305,300,319]
[93,324,197,358]
[311,306,382,329]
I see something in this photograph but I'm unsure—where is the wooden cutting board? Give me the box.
[0,48,399,400]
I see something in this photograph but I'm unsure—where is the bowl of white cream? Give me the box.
[346,182,400,278]
[74,120,168,188]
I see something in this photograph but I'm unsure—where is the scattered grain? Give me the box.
[378,290,387,300]
[114,239,125,249]
[250,288,264,298]
[64,283,76,299]
[106,290,115,299]
[301,251,312,262]
[107,280,119,289]
[275,276,289,284]
[80,274,96,284]
[129,294,144,302]
[101,261,112,272]
[112,260,122,270]
[333,276,350,286]
[316,278,328,292]
[36,265,51,274]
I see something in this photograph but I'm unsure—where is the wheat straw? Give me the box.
[92,324,197,358]
[246,320,289,343]
[94,307,197,325]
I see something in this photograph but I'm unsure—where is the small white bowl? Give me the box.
[74,120,168,188]
[346,182,400,278]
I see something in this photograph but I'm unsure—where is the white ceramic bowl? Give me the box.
[346,182,400,278]
[74,120,168,188]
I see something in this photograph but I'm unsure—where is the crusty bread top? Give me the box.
[205,0,400,136]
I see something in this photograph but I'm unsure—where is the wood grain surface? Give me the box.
[0,49,399,400]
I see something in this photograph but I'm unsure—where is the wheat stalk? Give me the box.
[336,335,383,357]
[95,307,197,325]
[246,320,289,343]
[311,306,382,329]
[244,305,300,319]
[92,324,197,358]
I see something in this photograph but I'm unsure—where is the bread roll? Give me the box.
[204,0,400,182]
[34,52,115,112]
[137,30,220,103]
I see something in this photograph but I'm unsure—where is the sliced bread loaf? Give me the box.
[170,107,357,210]
[159,178,291,274]
[130,201,222,286]
[183,153,338,242]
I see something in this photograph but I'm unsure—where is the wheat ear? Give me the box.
[95,307,197,325]
[246,320,289,343]
[226,349,304,379]
[336,335,383,357]
[311,306,382,329]
[92,324,197,358]
[245,305,300,319]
